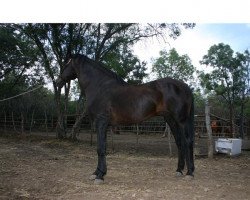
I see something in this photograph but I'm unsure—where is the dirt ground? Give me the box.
[0,132,250,200]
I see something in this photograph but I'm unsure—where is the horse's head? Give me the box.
[56,57,77,89]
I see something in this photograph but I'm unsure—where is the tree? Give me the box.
[152,48,195,84]
[235,50,250,138]
[0,25,41,88]
[199,43,249,137]
[103,45,148,84]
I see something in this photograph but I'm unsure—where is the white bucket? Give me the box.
[215,138,242,156]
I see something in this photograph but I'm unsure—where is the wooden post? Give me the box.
[21,112,24,135]
[4,111,7,134]
[136,124,139,149]
[110,127,114,152]
[205,99,213,159]
[164,123,172,156]
[12,111,17,133]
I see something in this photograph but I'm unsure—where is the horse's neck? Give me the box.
[77,66,121,100]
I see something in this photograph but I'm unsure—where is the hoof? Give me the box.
[94,178,104,185]
[185,175,194,180]
[175,172,183,177]
[89,174,97,180]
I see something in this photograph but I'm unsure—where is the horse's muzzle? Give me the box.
[56,77,65,89]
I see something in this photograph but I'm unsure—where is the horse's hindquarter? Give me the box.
[157,78,193,122]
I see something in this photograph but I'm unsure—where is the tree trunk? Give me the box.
[22,24,68,139]
[44,109,48,136]
[229,101,236,138]
[205,99,213,159]
[239,101,244,138]
[70,112,86,141]
[63,82,71,135]
[21,112,24,135]
[70,94,85,140]
[56,111,66,139]
[55,88,66,139]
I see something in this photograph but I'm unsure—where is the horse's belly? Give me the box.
[109,88,165,124]
[110,103,159,125]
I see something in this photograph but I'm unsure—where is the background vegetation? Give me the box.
[0,23,249,139]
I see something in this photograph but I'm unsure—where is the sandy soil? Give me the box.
[0,132,249,200]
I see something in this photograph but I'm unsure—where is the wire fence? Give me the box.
[0,114,249,139]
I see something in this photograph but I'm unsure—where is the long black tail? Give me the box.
[189,94,195,141]
[182,92,195,175]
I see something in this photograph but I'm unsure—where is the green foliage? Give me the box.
[199,43,249,103]
[152,48,195,83]
[193,89,205,113]
[244,99,250,118]
[103,45,147,84]
[0,25,41,87]
[198,43,250,135]
[0,23,196,135]
[1,23,195,90]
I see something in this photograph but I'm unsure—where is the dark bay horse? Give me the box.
[56,54,195,184]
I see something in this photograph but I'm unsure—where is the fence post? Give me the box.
[30,109,35,134]
[21,113,24,135]
[205,99,213,159]
[12,111,17,133]
[111,127,114,152]
[4,111,7,134]
[136,124,139,149]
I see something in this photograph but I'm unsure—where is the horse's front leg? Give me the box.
[90,115,108,184]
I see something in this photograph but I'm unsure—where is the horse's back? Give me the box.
[154,77,192,96]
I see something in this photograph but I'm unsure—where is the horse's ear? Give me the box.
[64,51,72,64]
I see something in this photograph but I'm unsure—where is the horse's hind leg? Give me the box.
[184,122,195,177]
[165,118,185,176]
[173,123,194,178]
[173,129,185,176]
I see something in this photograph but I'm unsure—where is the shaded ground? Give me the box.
[0,132,250,200]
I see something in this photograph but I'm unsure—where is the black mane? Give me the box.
[72,54,126,84]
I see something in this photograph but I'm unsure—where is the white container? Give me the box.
[215,138,242,156]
